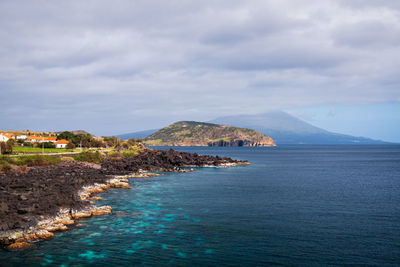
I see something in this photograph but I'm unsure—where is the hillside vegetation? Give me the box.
[144,121,276,147]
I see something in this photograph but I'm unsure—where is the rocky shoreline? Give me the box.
[0,149,248,250]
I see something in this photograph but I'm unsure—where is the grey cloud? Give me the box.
[0,0,399,135]
[337,0,400,10]
[333,20,400,48]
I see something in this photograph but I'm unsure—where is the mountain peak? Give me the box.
[209,111,388,144]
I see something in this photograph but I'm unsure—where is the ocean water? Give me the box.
[1,145,400,266]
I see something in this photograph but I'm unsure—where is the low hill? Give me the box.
[209,111,390,145]
[70,130,92,135]
[144,121,276,147]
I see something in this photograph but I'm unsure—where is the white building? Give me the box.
[16,135,28,140]
[55,139,69,148]
[26,136,57,143]
[0,133,11,142]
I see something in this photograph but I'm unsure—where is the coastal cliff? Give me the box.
[0,148,248,250]
[144,121,276,147]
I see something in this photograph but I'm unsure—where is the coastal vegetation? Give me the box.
[0,155,62,172]
[14,155,62,167]
[1,128,145,157]
[144,121,276,146]
[72,144,144,163]
[0,137,146,172]
[57,131,105,148]
[13,147,75,153]
[73,151,103,163]
[0,141,13,155]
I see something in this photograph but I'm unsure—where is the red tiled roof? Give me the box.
[27,136,56,141]
[1,133,13,139]
[28,136,44,140]
[55,139,69,144]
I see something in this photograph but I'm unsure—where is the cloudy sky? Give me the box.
[1,0,399,141]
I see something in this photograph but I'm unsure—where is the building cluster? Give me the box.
[0,133,70,148]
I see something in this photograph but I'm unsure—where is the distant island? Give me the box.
[117,111,391,145]
[143,121,276,147]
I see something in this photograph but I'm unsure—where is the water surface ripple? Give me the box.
[1,145,399,266]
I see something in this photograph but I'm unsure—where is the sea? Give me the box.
[1,145,399,266]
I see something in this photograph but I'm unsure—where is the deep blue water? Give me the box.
[1,145,400,266]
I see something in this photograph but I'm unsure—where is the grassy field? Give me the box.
[0,154,62,171]
[13,147,76,153]
[0,148,142,172]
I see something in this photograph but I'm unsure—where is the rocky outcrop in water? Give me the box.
[101,148,248,173]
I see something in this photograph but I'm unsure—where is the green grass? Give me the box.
[0,161,12,172]
[13,147,75,153]
[73,151,103,163]
[0,155,14,164]
[121,150,139,158]
[15,155,61,166]
[0,154,61,168]
[0,156,13,172]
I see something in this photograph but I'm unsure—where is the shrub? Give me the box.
[15,155,61,167]
[61,156,74,161]
[0,155,15,164]
[121,150,138,158]
[127,139,139,146]
[121,142,131,150]
[107,151,122,160]
[66,142,76,149]
[42,142,56,149]
[73,151,102,163]
[33,143,42,148]
[0,142,13,154]
[0,161,12,172]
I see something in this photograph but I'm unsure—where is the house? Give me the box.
[54,139,69,148]
[45,137,57,142]
[26,136,57,143]
[6,133,16,139]
[27,136,45,143]
[16,135,28,140]
[0,133,15,142]
[0,133,11,142]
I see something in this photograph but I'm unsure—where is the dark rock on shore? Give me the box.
[0,161,109,233]
[101,149,246,173]
[0,148,247,248]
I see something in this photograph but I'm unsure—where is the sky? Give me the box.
[287,103,400,142]
[0,0,399,141]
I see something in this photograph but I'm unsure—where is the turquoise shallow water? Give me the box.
[1,145,400,266]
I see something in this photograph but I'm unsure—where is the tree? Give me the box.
[57,131,77,144]
[127,138,139,146]
[90,139,106,148]
[0,141,13,154]
[102,136,122,148]
[17,139,25,145]
[43,142,56,149]
[66,142,76,149]
[121,142,130,150]
[6,139,15,146]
